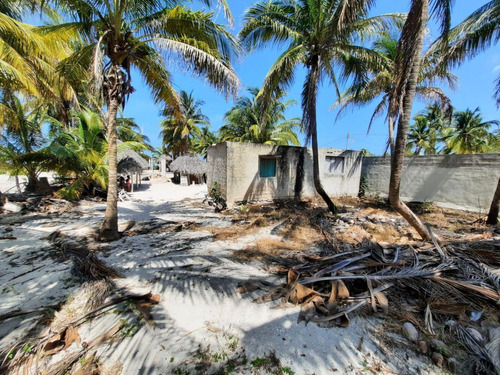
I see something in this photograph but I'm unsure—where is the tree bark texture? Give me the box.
[389,0,437,243]
[100,64,121,241]
[306,56,338,215]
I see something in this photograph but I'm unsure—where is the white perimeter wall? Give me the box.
[361,153,500,212]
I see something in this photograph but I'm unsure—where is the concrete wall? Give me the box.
[206,142,228,198]
[207,142,362,207]
[361,153,500,212]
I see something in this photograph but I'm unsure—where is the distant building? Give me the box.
[207,142,362,207]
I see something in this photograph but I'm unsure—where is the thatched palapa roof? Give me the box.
[118,149,149,173]
[169,154,207,175]
[158,154,172,162]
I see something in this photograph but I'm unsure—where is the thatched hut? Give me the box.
[169,154,207,185]
[118,149,149,192]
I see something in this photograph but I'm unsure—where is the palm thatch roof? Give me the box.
[158,154,172,162]
[118,149,149,173]
[169,154,207,175]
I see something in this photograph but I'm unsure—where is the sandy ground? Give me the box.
[0,179,442,375]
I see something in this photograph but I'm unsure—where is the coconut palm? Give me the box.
[240,0,401,214]
[49,109,109,200]
[0,2,80,119]
[406,103,452,155]
[387,0,453,242]
[160,90,210,158]
[443,108,500,154]
[335,32,456,152]
[439,1,500,104]
[193,127,219,159]
[0,94,54,192]
[49,109,146,200]
[406,116,434,155]
[50,1,238,240]
[219,87,301,146]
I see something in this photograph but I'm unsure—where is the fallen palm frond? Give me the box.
[247,240,500,331]
[0,291,160,375]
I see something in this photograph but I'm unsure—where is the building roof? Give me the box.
[158,154,173,162]
[118,149,149,173]
[169,154,207,175]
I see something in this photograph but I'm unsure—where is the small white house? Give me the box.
[207,142,363,207]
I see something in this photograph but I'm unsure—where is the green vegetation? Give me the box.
[220,87,301,146]
[0,0,498,236]
[406,105,499,155]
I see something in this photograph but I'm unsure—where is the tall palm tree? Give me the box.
[160,90,210,158]
[387,0,453,242]
[240,0,400,214]
[219,87,301,146]
[443,108,500,154]
[51,1,238,240]
[335,32,456,153]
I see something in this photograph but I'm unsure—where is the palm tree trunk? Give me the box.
[15,175,21,193]
[487,177,500,225]
[306,56,337,215]
[389,0,436,243]
[100,64,121,241]
[388,117,395,154]
[25,170,38,193]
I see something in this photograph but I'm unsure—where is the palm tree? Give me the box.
[406,104,451,155]
[0,2,80,122]
[240,0,400,214]
[49,109,146,200]
[440,1,500,104]
[443,108,500,154]
[335,32,456,153]
[193,127,219,159]
[219,87,301,146]
[49,109,109,200]
[51,1,238,240]
[387,0,453,242]
[0,94,54,192]
[406,116,433,155]
[160,90,210,158]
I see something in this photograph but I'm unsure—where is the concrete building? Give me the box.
[207,142,363,207]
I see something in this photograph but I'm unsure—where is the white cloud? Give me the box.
[493,64,500,72]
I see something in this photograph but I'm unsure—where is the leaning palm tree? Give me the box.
[160,90,210,158]
[220,87,301,146]
[335,32,456,153]
[52,1,238,240]
[240,0,401,214]
[387,0,453,242]
[443,108,500,154]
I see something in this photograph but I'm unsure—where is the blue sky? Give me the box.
[121,0,499,154]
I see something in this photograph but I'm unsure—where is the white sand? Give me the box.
[0,179,439,375]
